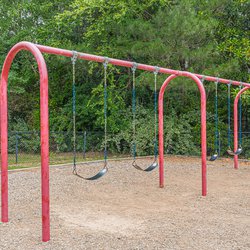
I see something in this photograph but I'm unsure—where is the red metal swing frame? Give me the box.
[233,86,250,169]
[1,41,249,242]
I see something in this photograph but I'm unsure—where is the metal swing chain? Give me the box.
[227,82,232,149]
[239,82,242,147]
[214,79,219,153]
[71,51,78,175]
[103,57,109,165]
[153,67,160,158]
[132,62,138,160]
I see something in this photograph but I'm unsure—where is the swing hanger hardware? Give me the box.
[201,75,206,83]
[71,50,78,65]
[103,57,109,69]
[154,66,160,75]
[215,78,219,93]
[132,62,138,72]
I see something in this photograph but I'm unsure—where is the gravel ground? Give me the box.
[0,155,249,250]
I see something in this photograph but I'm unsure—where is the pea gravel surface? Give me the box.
[0,155,249,250]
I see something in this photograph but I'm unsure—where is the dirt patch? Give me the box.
[0,155,250,249]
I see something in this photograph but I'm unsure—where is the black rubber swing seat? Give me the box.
[73,164,108,180]
[227,149,235,156]
[209,153,218,161]
[227,148,243,156]
[235,147,243,155]
[132,159,158,172]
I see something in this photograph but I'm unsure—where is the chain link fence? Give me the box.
[8,131,108,169]
[7,130,250,169]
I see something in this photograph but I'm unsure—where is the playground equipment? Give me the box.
[201,76,220,162]
[235,83,243,155]
[233,85,249,169]
[71,52,108,180]
[227,83,243,156]
[1,42,250,242]
[131,63,159,172]
[208,79,243,159]
[210,79,219,161]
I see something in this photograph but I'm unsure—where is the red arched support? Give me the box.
[0,42,50,242]
[233,86,250,169]
[158,73,207,196]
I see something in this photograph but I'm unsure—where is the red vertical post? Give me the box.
[158,73,207,196]
[233,86,250,169]
[234,93,239,170]
[0,42,50,241]
[158,97,164,188]
[158,74,177,188]
[1,57,8,222]
[38,52,50,243]
[200,81,207,196]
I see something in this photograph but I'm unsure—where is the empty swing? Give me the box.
[131,63,158,172]
[71,52,108,180]
[226,82,242,156]
[235,83,243,155]
[210,79,219,161]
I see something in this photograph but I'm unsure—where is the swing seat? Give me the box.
[85,167,108,180]
[73,164,108,180]
[227,149,235,156]
[209,153,218,161]
[234,147,243,155]
[132,159,158,172]
[227,147,242,156]
[145,161,158,172]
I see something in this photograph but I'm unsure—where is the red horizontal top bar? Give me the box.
[36,43,250,88]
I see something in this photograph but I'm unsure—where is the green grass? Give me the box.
[8,152,130,170]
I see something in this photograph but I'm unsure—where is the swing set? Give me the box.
[71,56,159,180]
[201,78,244,161]
[1,41,250,242]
